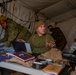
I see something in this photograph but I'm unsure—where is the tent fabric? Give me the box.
[0,0,76,23]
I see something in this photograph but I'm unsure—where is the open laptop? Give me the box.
[12,41,32,53]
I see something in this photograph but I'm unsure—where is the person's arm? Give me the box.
[46,34,56,48]
[5,22,19,47]
[17,39,25,43]
[28,35,33,46]
[16,27,31,42]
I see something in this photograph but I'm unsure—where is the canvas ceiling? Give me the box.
[19,0,76,23]
[0,0,76,23]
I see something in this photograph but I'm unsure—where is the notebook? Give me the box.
[7,51,35,62]
[12,41,32,53]
[43,64,63,75]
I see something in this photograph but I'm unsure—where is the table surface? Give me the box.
[0,46,49,75]
[0,61,49,75]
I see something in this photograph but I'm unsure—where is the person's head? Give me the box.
[48,25,53,30]
[0,15,7,28]
[35,21,46,36]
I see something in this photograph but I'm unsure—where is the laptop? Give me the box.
[12,41,32,53]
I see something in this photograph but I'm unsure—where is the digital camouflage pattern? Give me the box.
[0,18,31,47]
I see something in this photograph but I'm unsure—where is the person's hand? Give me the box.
[16,39,25,43]
[46,41,56,47]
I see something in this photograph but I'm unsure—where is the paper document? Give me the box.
[25,43,32,53]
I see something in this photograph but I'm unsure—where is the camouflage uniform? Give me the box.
[0,18,31,47]
[48,27,67,50]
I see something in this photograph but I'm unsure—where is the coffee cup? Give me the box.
[45,59,52,64]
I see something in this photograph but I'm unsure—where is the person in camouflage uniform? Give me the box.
[48,25,67,50]
[0,15,31,47]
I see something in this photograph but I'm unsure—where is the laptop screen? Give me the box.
[12,41,26,52]
[12,41,32,53]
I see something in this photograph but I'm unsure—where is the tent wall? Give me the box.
[0,0,46,40]
[0,1,34,33]
[57,17,76,51]
[0,0,46,33]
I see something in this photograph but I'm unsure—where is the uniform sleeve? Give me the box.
[6,22,19,47]
[16,27,31,42]
[46,34,56,48]
[28,36,33,45]
[47,34,55,43]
